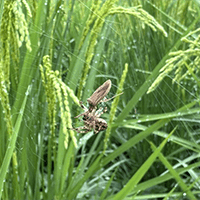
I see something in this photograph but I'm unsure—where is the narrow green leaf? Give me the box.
[0,85,31,199]
[111,128,175,199]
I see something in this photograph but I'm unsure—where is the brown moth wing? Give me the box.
[87,79,111,106]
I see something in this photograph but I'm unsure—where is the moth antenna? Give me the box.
[75,113,85,118]
[102,92,123,103]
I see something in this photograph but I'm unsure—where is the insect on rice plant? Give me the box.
[73,79,122,134]
[87,79,112,111]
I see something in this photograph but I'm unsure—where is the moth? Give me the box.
[74,103,108,134]
[73,79,122,134]
[87,79,112,111]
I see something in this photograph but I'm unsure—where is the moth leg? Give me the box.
[77,129,91,134]
[95,107,107,117]
[95,124,104,134]
[102,106,107,113]
[75,112,86,118]
[72,126,91,133]
[91,119,97,134]
[94,129,99,134]
[79,101,88,110]
[75,102,88,118]
[95,123,101,134]
[70,126,84,132]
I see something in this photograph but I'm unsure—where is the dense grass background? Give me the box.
[0,0,200,199]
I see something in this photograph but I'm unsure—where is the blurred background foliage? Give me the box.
[0,0,200,199]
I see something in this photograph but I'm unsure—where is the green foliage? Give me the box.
[0,0,200,199]
[148,28,200,93]
[104,63,128,151]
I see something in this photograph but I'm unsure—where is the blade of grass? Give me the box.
[150,141,197,199]
[67,118,171,199]
[0,85,31,199]
[113,103,199,127]
[12,0,47,124]
[100,167,118,200]
[66,153,104,199]
[121,123,200,152]
[82,22,112,101]
[115,15,200,123]
[0,0,4,23]
[110,127,175,199]
[131,160,200,195]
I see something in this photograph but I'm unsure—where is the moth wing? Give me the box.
[87,79,111,106]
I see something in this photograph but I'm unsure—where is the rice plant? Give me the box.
[0,0,200,199]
